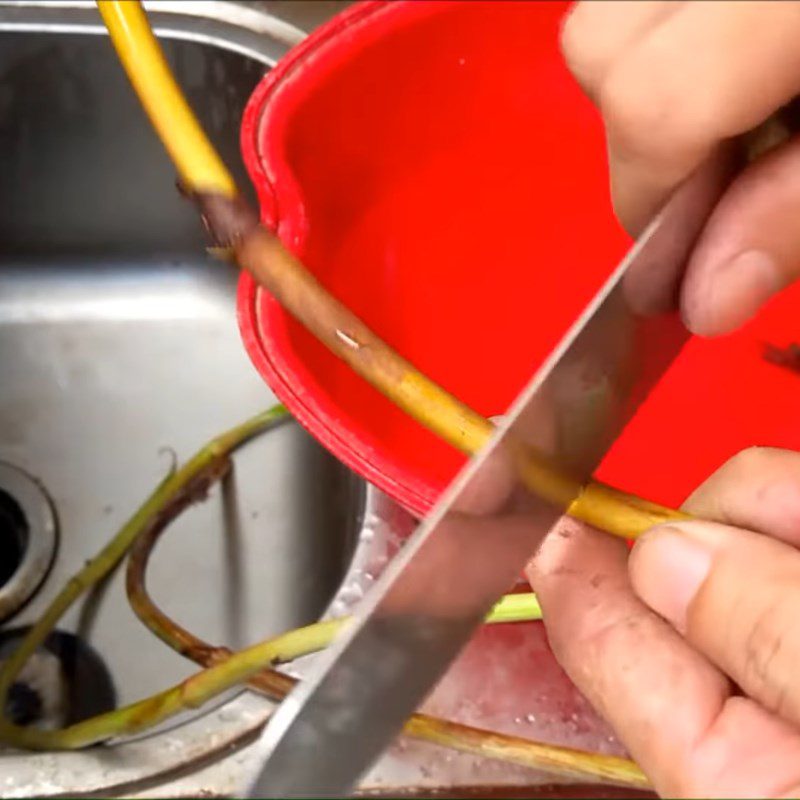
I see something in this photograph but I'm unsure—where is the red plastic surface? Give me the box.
[238,0,800,518]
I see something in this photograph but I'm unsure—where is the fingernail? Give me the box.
[685,250,782,336]
[629,526,712,632]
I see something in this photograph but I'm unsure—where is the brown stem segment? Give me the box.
[188,190,686,536]
[192,189,494,458]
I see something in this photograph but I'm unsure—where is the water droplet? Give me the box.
[513,716,523,724]
[526,713,536,723]
[339,583,364,605]
[329,599,347,617]
[458,57,466,66]
[361,527,374,542]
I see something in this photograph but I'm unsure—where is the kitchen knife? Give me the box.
[247,152,734,798]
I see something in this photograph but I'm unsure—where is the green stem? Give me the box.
[0,406,289,748]
[0,597,543,750]
[488,593,543,624]
[0,403,547,753]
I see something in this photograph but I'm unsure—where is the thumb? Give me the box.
[629,519,800,729]
[682,134,800,336]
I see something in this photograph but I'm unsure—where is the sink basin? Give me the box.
[0,2,364,794]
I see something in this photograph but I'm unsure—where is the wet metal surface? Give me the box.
[0,4,363,794]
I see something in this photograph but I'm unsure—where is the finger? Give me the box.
[682,447,800,546]
[601,1,800,234]
[686,696,800,799]
[680,135,800,335]
[560,1,679,100]
[631,519,800,730]
[526,519,731,794]
[533,519,800,797]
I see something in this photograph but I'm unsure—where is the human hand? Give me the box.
[561,1,800,337]
[526,446,800,797]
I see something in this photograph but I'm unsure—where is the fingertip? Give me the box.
[681,249,783,337]
[629,523,714,632]
[682,447,800,546]
[682,136,800,336]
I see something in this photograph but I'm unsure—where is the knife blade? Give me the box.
[247,151,735,798]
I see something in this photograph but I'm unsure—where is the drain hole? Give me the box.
[0,489,28,589]
[7,682,42,727]
[0,628,117,730]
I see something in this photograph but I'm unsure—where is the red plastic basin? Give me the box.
[238,0,800,518]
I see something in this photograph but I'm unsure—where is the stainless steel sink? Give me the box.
[0,2,365,795]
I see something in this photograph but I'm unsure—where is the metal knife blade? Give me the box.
[247,152,734,798]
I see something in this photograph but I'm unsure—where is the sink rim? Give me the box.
[0,0,305,67]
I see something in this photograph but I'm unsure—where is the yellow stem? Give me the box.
[95,0,687,543]
[96,0,236,196]
[570,482,688,539]
[403,716,649,789]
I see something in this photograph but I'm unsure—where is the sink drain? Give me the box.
[0,463,58,622]
[0,627,116,729]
